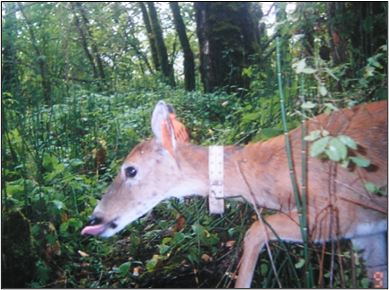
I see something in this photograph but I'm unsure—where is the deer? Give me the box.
[82,100,388,288]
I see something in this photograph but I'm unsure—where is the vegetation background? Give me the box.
[2,2,387,287]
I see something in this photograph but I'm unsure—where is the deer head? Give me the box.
[81,100,205,237]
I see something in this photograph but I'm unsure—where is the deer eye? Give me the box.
[125,166,137,178]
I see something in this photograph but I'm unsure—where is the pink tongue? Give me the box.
[81,224,105,235]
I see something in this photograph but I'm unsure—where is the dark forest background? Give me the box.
[2,2,387,287]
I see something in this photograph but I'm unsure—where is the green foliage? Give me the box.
[306,130,366,163]
[3,72,384,288]
[365,181,388,196]
[3,85,248,287]
[2,1,387,288]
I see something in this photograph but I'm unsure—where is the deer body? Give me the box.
[82,100,387,287]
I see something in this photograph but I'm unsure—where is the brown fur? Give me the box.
[83,100,387,288]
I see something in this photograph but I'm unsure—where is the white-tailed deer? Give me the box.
[82,100,387,288]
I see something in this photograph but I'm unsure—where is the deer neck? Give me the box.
[175,136,290,211]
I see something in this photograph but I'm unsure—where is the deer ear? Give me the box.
[167,103,189,143]
[151,100,176,157]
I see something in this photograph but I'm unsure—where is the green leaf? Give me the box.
[367,57,381,68]
[310,136,329,157]
[304,130,321,141]
[292,58,316,74]
[242,67,253,78]
[207,233,220,245]
[365,67,375,77]
[173,232,185,244]
[301,101,316,109]
[44,172,56,183]
[361,278,370,288]
[295,258,305,269]
[70,159,84,166]
[260,263,268,274]
[68,218,83,229]
[35,261,51,285]
[187,247,199,264]
[319,84,327,96]
[50,200,67,210]
[89,196,98,207]
[326,137,347,161]
[62,174,76,182]
[302,67,316,74]
[227,227,237,237]
[242,113,260,121]
[60,222,69,232]
[146,255,159,272]
[54,163,65,173]
[358,78,368,88]
[119,262,132,275]
[323,103,339,112]
[350,156,371,167]
[6,182,25,195]
[323,67,339,81]
[338,135,357,150]
[365,182,377,193]
[159,244,170,255]
[341,158,350,168]
[162,237,172,245]
[187,252,198,265]
[259,128,283,138]
[292,58,307,74]
[43,154,56,171]
[192,223,205,236]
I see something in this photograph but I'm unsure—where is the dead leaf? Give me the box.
[201,253,212,262]
[225,240,236,248]
[78,250,89,257]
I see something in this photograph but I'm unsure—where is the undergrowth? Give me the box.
[2,45,387,287]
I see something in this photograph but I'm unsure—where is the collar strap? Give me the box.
[208,146,225,214]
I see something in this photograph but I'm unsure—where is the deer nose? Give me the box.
[82,216,106,235]
[89,215,118,230]
[88,216,103,226]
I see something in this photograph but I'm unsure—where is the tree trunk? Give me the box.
[146,2,176,87]
[169,2,195,91]
[75,3,107,88]
[70,3,100,86]
[139,2,159,72]
[195,2,260,93]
